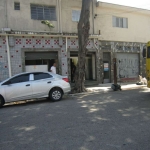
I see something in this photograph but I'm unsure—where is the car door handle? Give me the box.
[47,81,51,83]
[26,84,30,86]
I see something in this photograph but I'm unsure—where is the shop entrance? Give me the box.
[103,52,111,83]
[70,52,96,82]
[25,52,58,72]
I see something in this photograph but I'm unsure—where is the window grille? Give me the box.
[72,10,81,22]
[14,2,20,10]
[112,16,128,28]
[30,4,56,21]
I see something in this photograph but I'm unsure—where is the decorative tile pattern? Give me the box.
[61,49,68,75]
[16,38,22,45]
[0,36,9,81]
[0,35,144,83]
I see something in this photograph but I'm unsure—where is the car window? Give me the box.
[34,73,52,80]
[2,74,29,85]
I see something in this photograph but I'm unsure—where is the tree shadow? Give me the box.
[0,88,150,150]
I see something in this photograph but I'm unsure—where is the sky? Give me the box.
[98,0,150,10]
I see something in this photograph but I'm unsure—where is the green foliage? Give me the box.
[41,20,54,29]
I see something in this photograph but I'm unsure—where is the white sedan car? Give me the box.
[0,72,71,107]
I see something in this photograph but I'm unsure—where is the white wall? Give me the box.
[6,0,58,32]
[0,0,95,34]
[0,0,7,29]
[95,2,150,43]
[25,65,48,72]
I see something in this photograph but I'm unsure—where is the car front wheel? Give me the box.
[49,88,63,102]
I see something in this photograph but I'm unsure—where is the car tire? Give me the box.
[0,96,5,108]
[49,88,63,102]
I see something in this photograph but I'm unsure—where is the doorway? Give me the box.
[70,52,96,81]
[70,57,77,82]
[103,52,111,83]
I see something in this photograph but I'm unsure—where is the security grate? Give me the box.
[30,4,56,21]
[14,2,20,10]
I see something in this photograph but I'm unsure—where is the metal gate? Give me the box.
[25,52,58,60]
[116,53,139,78]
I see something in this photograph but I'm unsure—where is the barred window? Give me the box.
[112,16,128,28]
[72,10,81,22]
[14,2,20,10]
[30,4,56,21]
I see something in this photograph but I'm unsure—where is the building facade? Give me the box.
[0,0,149,83]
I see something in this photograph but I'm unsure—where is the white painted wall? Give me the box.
[61,0,94,34]
[95,2,150,43]
[1,0,150,43]
[6,0,58,32]
[0,0,96,34]
[0,0,7,29]
[25,65,48,72]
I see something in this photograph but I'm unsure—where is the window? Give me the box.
[112,16,128,28]
[34,73,52,80]
[72,10,81,22]
[30,4,56,20]
[14,2,20,10]
[2,74,29,85]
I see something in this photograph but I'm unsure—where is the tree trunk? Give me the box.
[73,0,91,93]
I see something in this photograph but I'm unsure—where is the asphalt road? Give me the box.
[0,87,150,150]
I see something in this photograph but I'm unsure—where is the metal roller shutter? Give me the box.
[25,52,58,60]
[116,53,139,78]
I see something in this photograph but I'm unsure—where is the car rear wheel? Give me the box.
[0,96,5,108]
[49,88,63,102]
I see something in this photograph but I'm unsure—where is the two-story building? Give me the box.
[0,0,150,84]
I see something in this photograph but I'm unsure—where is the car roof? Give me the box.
[0,72,59,84]
[13,71,54,76]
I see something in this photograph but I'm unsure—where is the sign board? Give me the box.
[104,63,109,71]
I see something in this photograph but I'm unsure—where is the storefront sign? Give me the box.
[104,63,109,71]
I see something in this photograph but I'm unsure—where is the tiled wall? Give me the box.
[0,35,99,82]
[0,35,145,83]
[0,36,9,81]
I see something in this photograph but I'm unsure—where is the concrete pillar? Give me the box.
[92,54,96,80]
[6,35,12,77]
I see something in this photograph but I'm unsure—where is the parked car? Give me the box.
[0,72,71,107]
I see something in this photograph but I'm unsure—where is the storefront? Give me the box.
[24,51,58,72]
[70,51,96,82]
[0,34,143,85]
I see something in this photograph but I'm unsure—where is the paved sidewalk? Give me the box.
[69,82,148,96]
[86,82,147,93]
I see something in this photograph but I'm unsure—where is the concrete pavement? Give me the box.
[1,88,150,150]
[70,82,147,96]
[86,83,147,93]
